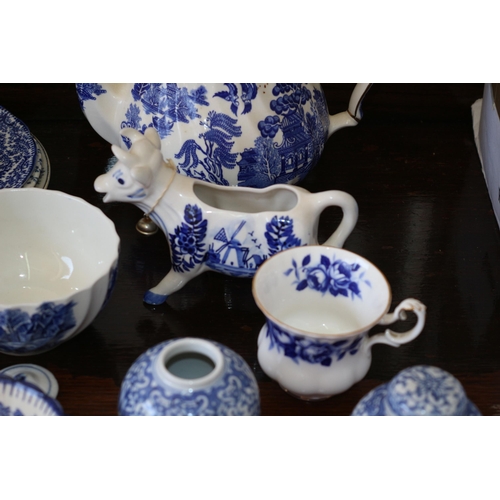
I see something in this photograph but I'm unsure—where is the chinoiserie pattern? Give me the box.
[78,83,330,187]
[265,320,363,366]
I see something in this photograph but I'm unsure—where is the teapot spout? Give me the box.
[328,83,372,137]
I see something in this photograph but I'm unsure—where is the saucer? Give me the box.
[23,135,51,189]
[0,106,37,188]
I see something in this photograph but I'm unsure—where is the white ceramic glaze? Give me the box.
[78,83,371,188]
[0,188,120,355]
[95,128,358,305]
[252,246,427,400]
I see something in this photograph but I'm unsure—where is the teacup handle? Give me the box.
[365,298,427,349]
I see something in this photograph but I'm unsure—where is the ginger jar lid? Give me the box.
[352,365,481,416]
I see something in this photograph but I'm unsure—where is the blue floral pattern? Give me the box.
[0,301,77,354]
[266,321,363,366]
[284,253,370,298]
[76,83,107,111]
[168,205,303,277]
[265,216,302,256]
[169,204,208,273]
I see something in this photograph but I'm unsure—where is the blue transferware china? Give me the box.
[351,365,481,416]
[0,374,64,416]
[252,246,427,401]
[0,105,37,188]
[95,127,358,304]
[78,83,371,188]
[0,188,120,355]
[0,364,59,398]
[118,337,260,416]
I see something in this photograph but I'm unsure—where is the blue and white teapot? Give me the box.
[77,83,371,188]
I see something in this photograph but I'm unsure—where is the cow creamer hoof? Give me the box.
[143,291,168,305]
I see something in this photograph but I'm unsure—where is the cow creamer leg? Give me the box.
[143,268,198,305]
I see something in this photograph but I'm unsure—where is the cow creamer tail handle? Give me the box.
[313,190,359,248]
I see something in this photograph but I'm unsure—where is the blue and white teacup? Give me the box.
[252,246,427,401]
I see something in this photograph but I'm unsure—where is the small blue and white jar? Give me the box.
[118,338,260,416]
[352,365,481,416]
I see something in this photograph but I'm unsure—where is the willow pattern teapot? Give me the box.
[77,83,371,188]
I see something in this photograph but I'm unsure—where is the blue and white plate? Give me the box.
[0,105,37,188]
[23,135,51,189]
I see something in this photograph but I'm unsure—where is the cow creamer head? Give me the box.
[94,127,166,203]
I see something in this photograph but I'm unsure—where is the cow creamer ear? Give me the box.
[144,127,161,149]
[121,127,146,144]
[131,165,153,187]
[111,144,134,165]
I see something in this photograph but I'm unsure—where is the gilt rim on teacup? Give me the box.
[252,245,392,340]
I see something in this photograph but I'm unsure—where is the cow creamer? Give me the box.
[94,127,358,304]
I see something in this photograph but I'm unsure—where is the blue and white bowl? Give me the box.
[352,365,481,416]
[119,338,261,416]
[0,188,120,355]
[0,375,64,416]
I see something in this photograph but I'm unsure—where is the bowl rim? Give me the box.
[0,188,120,308]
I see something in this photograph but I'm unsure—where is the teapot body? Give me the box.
[78,83,336,188]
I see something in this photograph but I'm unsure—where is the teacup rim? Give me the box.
[0,188,120,308]
[252,245,392,340]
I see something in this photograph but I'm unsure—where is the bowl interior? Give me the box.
[0,189,119,306]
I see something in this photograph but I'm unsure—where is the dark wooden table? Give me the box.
[1,83,498,416]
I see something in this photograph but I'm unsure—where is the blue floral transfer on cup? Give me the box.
[266,321,363,366]
[285,253,370,299]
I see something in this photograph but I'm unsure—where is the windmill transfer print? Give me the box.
[205,220,267,277]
